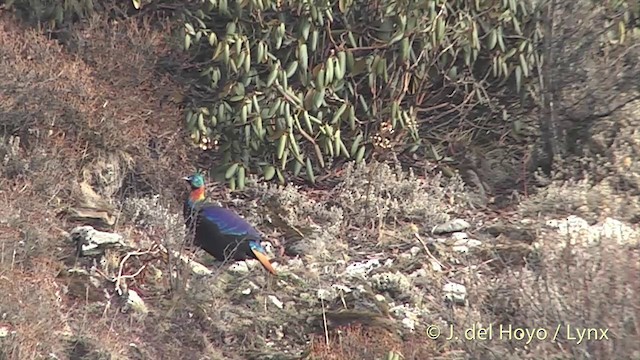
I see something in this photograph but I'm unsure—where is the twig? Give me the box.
[11,248,16,271]
[92,246,159,296]
[414,232,448,270]
[114,247,158,295]
[320,297,330,346]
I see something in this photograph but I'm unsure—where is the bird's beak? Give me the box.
[182,176,191,182]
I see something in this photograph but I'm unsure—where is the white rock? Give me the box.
[261,241,277,256]
[389,304,422,332]
[409,268,428,278]
[228,262,250,273]
[190,263,213,276]
[409,246,421,256]
[268,295,284,309]
[70,226,126,256]
[544,215,639,248]
[401,317,416,331]
[126,290,148,314]
[331,284,352,293]
[451,232,468,241]
[241,281,260,295]
[287,258,304,268]
[597,218,637,245]
[0,325,11,338]
[429,260,443,272]
[452,245,469,253]
[453,238,482,248]
[432,219,471,234]
[443,282,467,304]
[317,288,335,301]
[344,259,381,277]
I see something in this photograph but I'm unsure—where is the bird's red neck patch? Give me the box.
[189,187,205,204]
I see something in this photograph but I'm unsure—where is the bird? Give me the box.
[182,172,277,275]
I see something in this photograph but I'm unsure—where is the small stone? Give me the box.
[401,317,416,331]
[261,241,276,256]
[317,288,335,301]
[429,260,443,272]
[344,259,381,277]
[453,238,482,248]
[126,290,148,315]
[228,262,250,273]
[452,245,469,253]
[432,219,471,235]
[287,258,304,268]
[370,272,411,294]
[268,295,284,309]
[409,246,421,256]
[188,261,213,276]
[331,284,352,293]
[443,282,467,305]
[451,232,468,240]
[0,325,11,338]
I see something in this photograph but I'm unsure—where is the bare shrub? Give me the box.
[471,238,640,358]
[0,260,70,359]
[520,165,640,223]
[334,162,467,228]
[308,325,441,360]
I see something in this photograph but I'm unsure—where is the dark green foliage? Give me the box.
[183,0,547,189]
[5,0,96,27]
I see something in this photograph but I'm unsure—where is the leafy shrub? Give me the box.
[182,0,546,188]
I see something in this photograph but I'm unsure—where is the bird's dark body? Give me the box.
[182,173,277,275]
[183,201,262,263]
[183,200,268,261]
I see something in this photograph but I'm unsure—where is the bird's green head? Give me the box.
[183,172,205,189]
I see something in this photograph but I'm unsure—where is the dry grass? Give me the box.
[0,7,639,360]
[0,10,190,204]
[0,10,200,359]
[308,325,442,360]
[459,233,640,359]
[306,216,640,360]
[0,260,68,359]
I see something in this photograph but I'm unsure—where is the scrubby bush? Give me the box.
[181,0,547,188]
